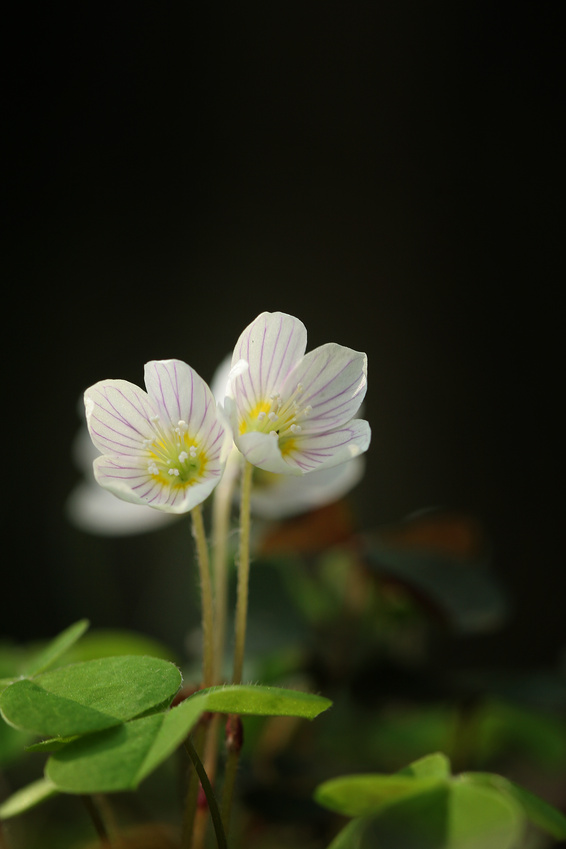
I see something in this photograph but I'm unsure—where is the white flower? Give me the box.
[84,359,231,513]
[224,312,371,475]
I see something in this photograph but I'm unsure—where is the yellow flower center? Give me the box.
[238,383,311,457]
[145,418,208,488]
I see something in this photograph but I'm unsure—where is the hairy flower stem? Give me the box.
[191,504,214,689]
[211,462,237,682]
[232,459,253,685]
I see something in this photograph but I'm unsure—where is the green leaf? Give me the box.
[201,684,332,719]
[45,685,331,794]
[46,694,206,793]
[461,772,566,840]
[315,773,447,817]
[22,620,90,677]
[0,656,181,737]
[0,777,59,820]
[398,752,451,780]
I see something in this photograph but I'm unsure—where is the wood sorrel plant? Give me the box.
[1,312,565,849]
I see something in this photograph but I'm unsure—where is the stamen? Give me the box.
[178,451,189,462]
[148,462,159,475]
[268,412,278,422]
[269,430,278,437]
[290,424,302,433]
[150,415,159,423]
[257,411,267,421]
[142,438,154,449]
[168,468,180,476]
[190,446,197,457]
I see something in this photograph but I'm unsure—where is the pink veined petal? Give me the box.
[282,343,367,434]
[144,360,212,433]
[230,312,307,413]
[84,380,158,457]
[282,419,372,473]
[93,454,224,514]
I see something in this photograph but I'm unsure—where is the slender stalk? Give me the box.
[232,459,253,685]
[81,795,113,847]
[192,712,223,849]
[184,737,227,849]
[190,504,214,689]
[211,457,238,683]
[181,723,206,849]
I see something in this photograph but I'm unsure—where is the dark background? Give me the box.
[3,6,563,671]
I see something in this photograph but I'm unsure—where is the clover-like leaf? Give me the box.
[46,694,206,793]
[201,684,331,718]
[460,772,566,841]
[0,656,182,737]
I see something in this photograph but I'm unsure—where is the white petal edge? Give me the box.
[250,456,366,519]
[93,455,224,514]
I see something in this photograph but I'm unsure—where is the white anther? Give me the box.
[150,415,160,423]
[177,420,187,430]
[290,424,302,434]
[269,430,278,437]
[148,462,159,475]
[257,411,267,421]
[296,383,303,392]
[303,405,312,415]
[270,392,280,400]
[178,451,189,463]
[268,412,278,422]
[168,468,180,476]
[142,439,153,449]
[189,446,197,457]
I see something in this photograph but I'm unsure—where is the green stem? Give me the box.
[232,459,253,685]
[211,459,237,683]
[191,504,214,689]
[181,724,206,848]
[81,795,113,847]
[184,737,228,849]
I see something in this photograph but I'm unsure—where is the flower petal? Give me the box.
[93,454,223,514]
[283,343,367,433]
[66,481,178,535]
[84,380,158,457]
[144,360,211,431]
[250,457,366,519]
[237,431,303,475]
[229,312,307,413]
[283,419,372,473]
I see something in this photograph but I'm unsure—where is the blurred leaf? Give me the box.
[398,752,451,780]
[201,684,332,719]
[0,777,59,820]
[22,619,90,677]
[61,629,179,665]
[461,772,566,840]
[319,760,526,849]
[365,510,507,634]
[0,717,33,767]
[475,699,566,769]
[0,656,181,737]
[315,772,447,817]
